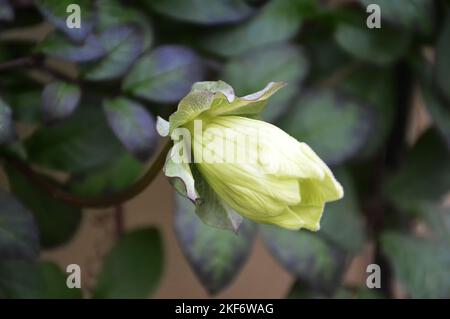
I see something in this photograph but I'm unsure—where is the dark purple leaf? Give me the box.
[261,225,347,294]
[174,194,256,294]
[0,98,15,144]
[0,0,14,22]
[83,24,144,81]
[0,190,39,260]
[41,81,81,122]
[123,45,205,103]
[103,97,158,161]
[35,0,96,42]
[280,89,375,165]
[39,33,106,62]
[145,0,253,25]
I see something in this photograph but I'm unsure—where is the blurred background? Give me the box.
[0,0,449,299]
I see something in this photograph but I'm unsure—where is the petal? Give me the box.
[299,143,344,202]
[208,116,325,179]
[288,203,325,231]
[197,161,300,217]
[164,142,199,202]
[262,207,305,230]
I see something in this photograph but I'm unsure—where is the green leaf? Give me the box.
[6,165,82,248]
[123,45,205,103]
[0,261,82,298]
[97,0,153,50]
[0,97,15,144]
[42,81,81,122]
[261,225,347,294]
[3,89,41,124]
[83,24,144,81]
[25,104,124,174]
[436,13,450,104]
[222,44,309,122]
[359,0,435,35]
[93,228,163,299]
[338,65,396,158]
[304,35,352,83]
[382,231,450,298]
[174,194,256,294]
[145,0,253,25]
[35,0,95,42]
[0,0,14,22]
[38,262,83,298]
[0,190,39,260]
[69,153,143,198]
[0,260,42,298]
[336,288,384,299]
[421,73,450,149]
[280,89,375,165]
[415,203,450,244]
[201,0,303,57]
[103,97,158,161]
[38,32,106,63]
[320,168,366,254]
[334,23,410,65]
[384,130,450,214]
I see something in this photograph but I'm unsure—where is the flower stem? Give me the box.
[1,140,171,208]
[0,53,43,72]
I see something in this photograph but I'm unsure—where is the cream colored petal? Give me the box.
[297,143,344,201]
[288,203,325,232]
[197,161,300,217]
[208,116,325,179]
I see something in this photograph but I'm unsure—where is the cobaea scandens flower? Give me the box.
[157,81,343,231]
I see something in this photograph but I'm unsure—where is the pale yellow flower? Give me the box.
[158,81,343,231]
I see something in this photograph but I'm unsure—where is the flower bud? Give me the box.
[158,81,343,231]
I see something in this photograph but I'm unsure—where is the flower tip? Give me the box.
[336,182,345,200]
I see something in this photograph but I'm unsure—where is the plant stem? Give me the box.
[0,53,43,72]
[0,53,78,83]
[114,205,125,238]
[2,140,171,208]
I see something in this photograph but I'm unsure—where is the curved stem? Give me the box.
[2,140,171,208]
[0,53,43,72]
[0,53,78,84]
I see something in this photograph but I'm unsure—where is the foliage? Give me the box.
[0,0,449,299]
